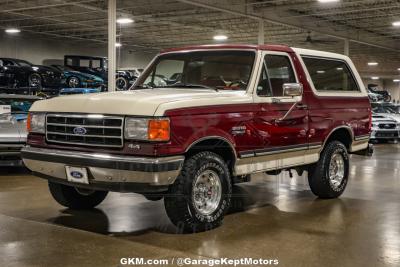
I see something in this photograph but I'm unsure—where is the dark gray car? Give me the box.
[0,94,42,166]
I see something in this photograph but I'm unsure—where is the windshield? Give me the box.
[372,104,399,114]
[15,60,33,67]
[133,50,255,91]
[0,98,36,114]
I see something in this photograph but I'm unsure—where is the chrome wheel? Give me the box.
[329,153,345,189]
[29,73,42,87]
[68,77,80,88]
[192,169,222,216]
[116,77,127,90]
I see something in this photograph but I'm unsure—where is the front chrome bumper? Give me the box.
[21,146,184,192]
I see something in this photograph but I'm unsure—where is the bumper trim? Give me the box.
[21,146,184,172]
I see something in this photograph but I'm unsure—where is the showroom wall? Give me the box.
[0,32,155,69]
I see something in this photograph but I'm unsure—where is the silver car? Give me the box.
[370,115,400,142]
[0,94,42,166]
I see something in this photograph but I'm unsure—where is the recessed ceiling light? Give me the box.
[115,42,122,47]
[336,67,343,71]
[398,68,400,71]
[5,28,20,33]
[316,70,326,74]
[117,18,134,24]
[213,35,228,41]
[392,21,400,27]
[371,77,380,80]
[368,62,378,66]
[318,0,340,3]
[393,79,400,82]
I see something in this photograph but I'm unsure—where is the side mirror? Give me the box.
[283,83,303,97]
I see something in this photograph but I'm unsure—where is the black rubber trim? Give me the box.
[33,172,169,193]
[22,150,182,172]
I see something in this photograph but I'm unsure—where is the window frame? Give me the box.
[297,53,366,97]
[254,51,301,103]
[301,55,360,93]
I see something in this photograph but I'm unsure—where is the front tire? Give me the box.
[28,73,42,88]
[48,181,108,209]
[164,151,232,233]
[115,76,128,90]
[308,141,349,198]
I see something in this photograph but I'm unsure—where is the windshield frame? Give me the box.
[131,49,258,92]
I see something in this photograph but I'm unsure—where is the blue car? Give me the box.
[59,88,100,96]
[51,65,104,89]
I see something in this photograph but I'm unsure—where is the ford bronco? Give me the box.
[22,44,372,232]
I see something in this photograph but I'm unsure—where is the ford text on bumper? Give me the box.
[21,146,184,192]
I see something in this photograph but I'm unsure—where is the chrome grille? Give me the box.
[378,123,396,129]
[46,114,124,148]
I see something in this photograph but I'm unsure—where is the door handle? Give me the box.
[296,103,308,110]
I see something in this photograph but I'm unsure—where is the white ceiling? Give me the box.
[1,0,400,78]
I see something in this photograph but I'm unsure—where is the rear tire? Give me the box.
[67,76,81,88]
[164,151,232,233]
[48,181,108,209]
[308,141,349,198]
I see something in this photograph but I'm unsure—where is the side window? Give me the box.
[257,55,296,97]
[302,57,359,92]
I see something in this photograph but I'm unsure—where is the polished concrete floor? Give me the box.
[0,144,399,267]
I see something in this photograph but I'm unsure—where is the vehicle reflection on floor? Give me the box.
[0,143,399,266]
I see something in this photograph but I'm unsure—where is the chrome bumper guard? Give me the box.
[21,146,184,192]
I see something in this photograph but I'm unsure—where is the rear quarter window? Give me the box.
[302,56,359,92]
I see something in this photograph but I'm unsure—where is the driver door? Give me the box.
[252,51,309,171]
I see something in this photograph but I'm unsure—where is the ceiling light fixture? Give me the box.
[368,62,378,66]
[393,79,400,82]
[5,28,20,34]
[213,35,228,41]
[115,42,122,47]
[117,18,134,24]
[371,77,380,80]
[318,0,340,3]
[392,21,400,27]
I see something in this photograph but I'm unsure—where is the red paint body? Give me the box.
[27,45,371,158]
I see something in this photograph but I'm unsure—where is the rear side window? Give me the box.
[302,57,359,92]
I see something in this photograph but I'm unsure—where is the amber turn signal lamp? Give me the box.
[27,113,32,132]
[148,119,170,141]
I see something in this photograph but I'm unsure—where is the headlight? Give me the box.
[124,117,170,141]
[27,113,46,133]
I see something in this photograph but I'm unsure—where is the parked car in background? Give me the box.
[116,67,142,90]
[367,84,391,102]
[51,65,104,89]
[23,44,372,233]
[59,88,100,96]
[0,58,64,89]
[371,102,400,123]
[64,55,107,81]
[64,55,139,91]
[0,94,42,166]
[370,115,400,142]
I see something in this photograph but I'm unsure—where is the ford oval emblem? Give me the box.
[73,127,87,135]
[70,171,83,179]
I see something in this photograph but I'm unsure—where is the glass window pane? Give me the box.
[302,57,359,92]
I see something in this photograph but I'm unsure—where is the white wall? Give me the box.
[0,32,155,69]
